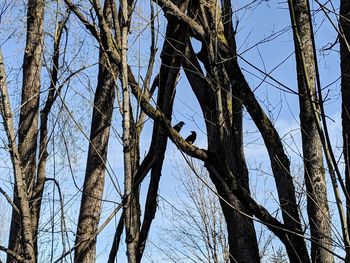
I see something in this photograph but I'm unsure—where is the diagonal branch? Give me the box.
[0,187,19,214]
[153,0,205,39]
[0,245,24,263]
[63,0,100,39]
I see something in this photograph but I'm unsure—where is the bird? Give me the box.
[173,121,185,133]
[185,131,197,144]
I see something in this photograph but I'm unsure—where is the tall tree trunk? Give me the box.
[221,2,260,259]
[340,0,350,261]
[1,50,36,263]
[183,0,310,260]
[73,3,117,262]
[198,41,260,263]
[181,0,260,254]
[288,0,333,262]
[184,45,260,262]
[7,0,45,261]
[74,2,116,261]
[120,0,138,261]
[73,51,116,262]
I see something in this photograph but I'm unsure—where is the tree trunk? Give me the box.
[74,50,116,262]
[183,38,260,262]
[7,0,45,261]
[74,2,116,261]
[340,0,350,261]
[120,0,139,261]
[182,0,310,260]
[288,0,333,262]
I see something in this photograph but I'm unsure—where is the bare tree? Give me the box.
[7,0,45,261]
[288,0,333,261]
[155,163,229,263]
[73,1,116,261]
[2,0,350,262]
[1,1,70,262]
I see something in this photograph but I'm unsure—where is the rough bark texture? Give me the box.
[1,50,36,263]
[7,0,45,262]
[289,1,333,262]
[179,1,261,260]
[220,2,260,259]
[74,46,116,263]
[218,2,309,260]
[73,4,117,262]
[120,0,139,261]
[183,41,260,263]
[340,0,350,261]
[74,52,115,262]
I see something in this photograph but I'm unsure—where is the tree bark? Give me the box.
[340,0,350,261]
[288,1,333,262]
[73,51,116,262]
[182,0,309,260]
[73,3,117,263]
[183,42,260,263]
[1,50,36,263]
[179,1,261,259]
[74,2,116,261]
[119,0,139,261]
[7,0,45,261]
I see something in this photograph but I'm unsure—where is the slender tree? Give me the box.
[288,0,333,261]
[73,2,116,262]
[1,48,35,263]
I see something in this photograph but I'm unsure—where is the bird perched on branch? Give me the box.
[173,121,185,133]
[185,131,197,144]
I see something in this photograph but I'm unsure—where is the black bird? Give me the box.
[185,131,197,144]
[173,121,185,133]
